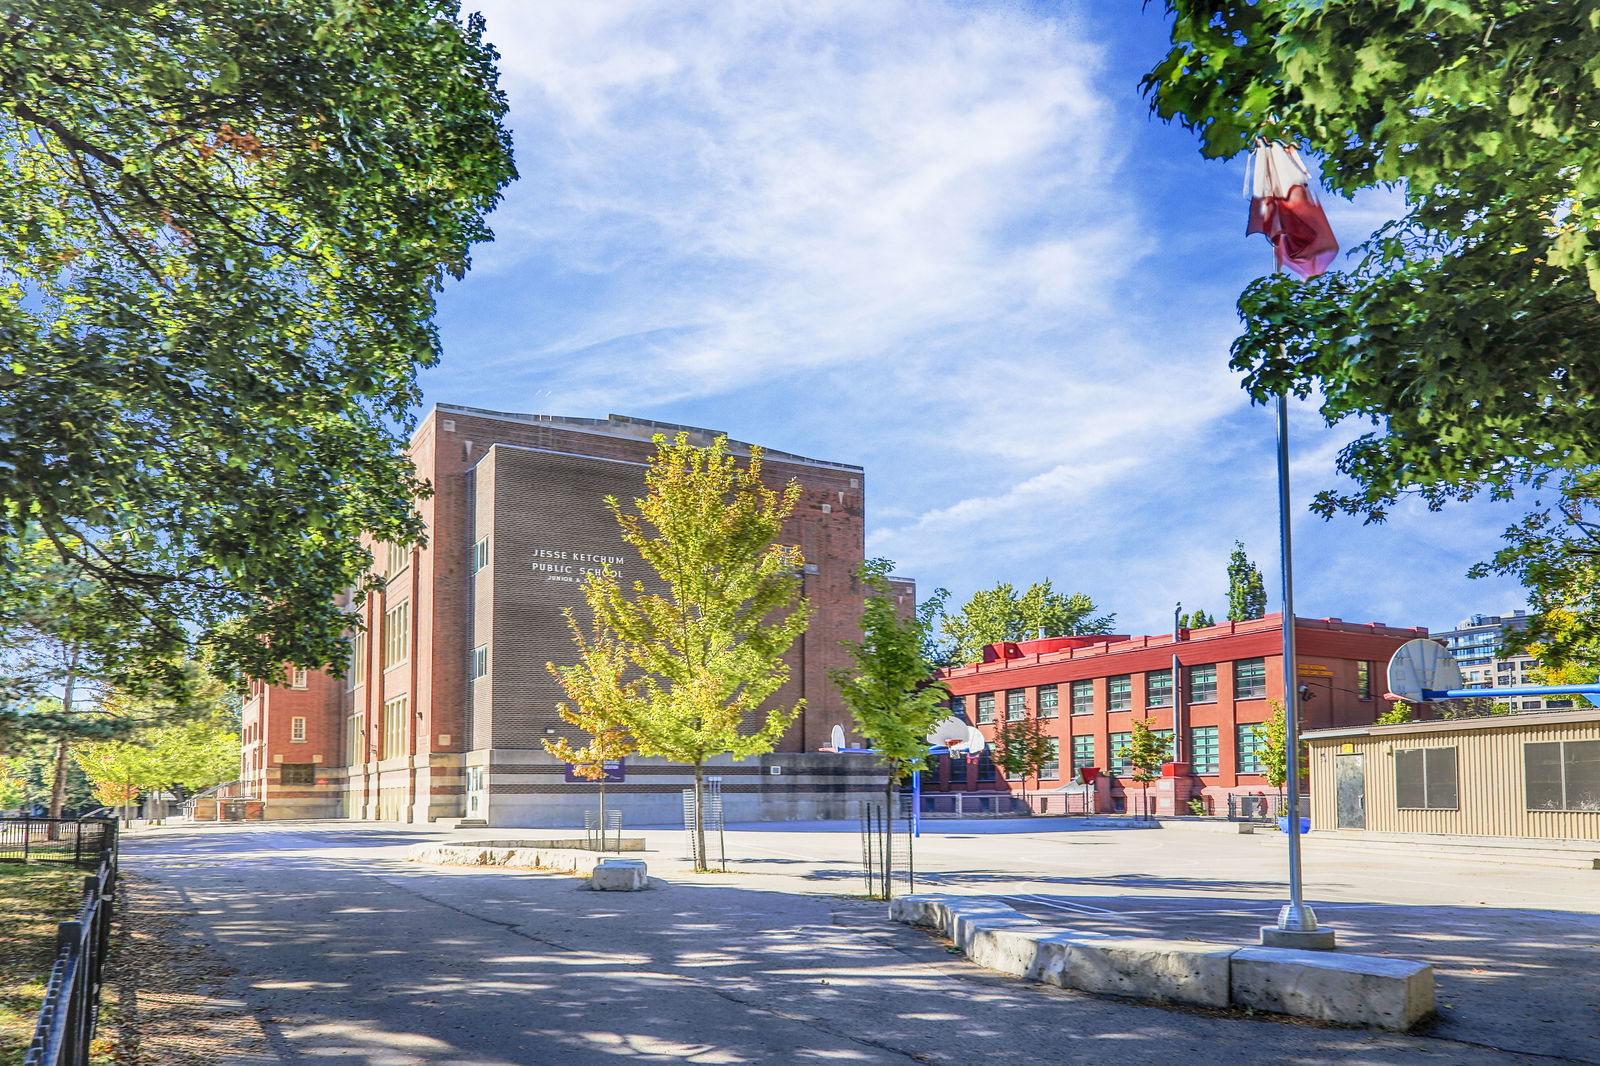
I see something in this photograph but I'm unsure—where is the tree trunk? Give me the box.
[47,660,77,828]
[48,738,69,822]
[692,763,708,872]
[884,763,897,900]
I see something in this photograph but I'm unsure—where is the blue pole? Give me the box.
[1419,684,1600,701]
[912,768,922,838]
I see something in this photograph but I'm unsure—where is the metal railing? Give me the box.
[1227,794,1310,823]
[912,793,1023,817]
[24,850,118,1066]
[0,818,119,867]
[584,808,623,852]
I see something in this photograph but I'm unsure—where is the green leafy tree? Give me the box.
[1117,717,1171,822]
[73,669,241,817]
[556,433,811,871]
[1374,701,1413,726]
[1471,471,1600,676]
[1519,607,1600,708]
[1178,609,1215,630]
[833,559,948,805]
[992,718,1058,790]
[1146,3,1600,525]
[1253,702,1290,793]
[934,581,1114,664]
[0,758,27,812]
[75,712,240,818]
[0,0,516,689]
[544,617,641,836]
[4,734,95,814]
[73,741,153,819]
[1226,541,1268,621]
[1252,699,1314,815]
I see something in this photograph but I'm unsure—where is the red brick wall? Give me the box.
[936,615,1428,798]
[259,405,869,820]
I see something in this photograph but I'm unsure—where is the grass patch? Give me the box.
[0,863,87,1066]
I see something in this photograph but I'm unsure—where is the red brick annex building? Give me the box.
[933,615,1430,815]
[239,405,881,825]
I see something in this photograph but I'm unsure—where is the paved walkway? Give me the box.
[120,819,1600,1065]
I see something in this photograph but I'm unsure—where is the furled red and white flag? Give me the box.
[1246,143,1338,279]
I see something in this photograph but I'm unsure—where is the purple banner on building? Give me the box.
[565,759,626,783]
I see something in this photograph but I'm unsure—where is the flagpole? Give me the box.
[1246,141,1338,949]
[1272,389,1317,936]
[1263,287,1335,950]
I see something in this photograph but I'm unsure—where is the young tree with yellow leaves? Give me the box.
[548,433,810,871]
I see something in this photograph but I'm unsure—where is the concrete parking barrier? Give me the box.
[590,858,649,891]
[890,895,1436,1030]
[1035,936,1236,1008]
[1230,946,1435,1031]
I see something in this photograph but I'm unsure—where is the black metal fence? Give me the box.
[0,818,119,867]
[24,848,119,1066]
[1227,794,1276,822]
[1226,794,1310,823]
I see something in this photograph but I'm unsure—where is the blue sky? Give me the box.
[424,1,1527,638]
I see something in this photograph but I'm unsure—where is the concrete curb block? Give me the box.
[1231,946,1435,1031]
[406,841,612,875]
[590,859,650,891]
[889,895,1435,1029]
[1037,936,1236,1007]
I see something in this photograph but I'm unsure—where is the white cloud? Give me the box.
[430,2,1525,638]
[462,1,1130,403]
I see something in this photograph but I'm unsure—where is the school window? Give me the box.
[1107,675,1133,712]
[346,712,365,763]
[1189,726,1219,773]
[1397,747,1460,810]
[945,750,968,781]
[1524,739,1600,812]
[1145,669,1172,707]
[384,542,409,579]
[1108,732,1133,774]
[1233,658,1266,700]
[1071,734,1096,769]
[1006,689,1027,721]
[382,696,408,760]
[349,632,367,689]
[976,748,997,782]
[1357,660,1373,701]
[1041,738,1060,778]
[280,763,315,786]
[290,716,306,742]
[976,693,995,724]
[383,601,410,670]
[949,695,967,720]
[1037,684,1059,719]
[472,536,490,574]
[1236,724,1266,774]
[289,667,308,689]
[471,645,489,680]
[1153,729,1174,760]
[1188,664,1218,703]
[1070,680,1095,715]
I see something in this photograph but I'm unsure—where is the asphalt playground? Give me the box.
[119,816,1600,1064]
